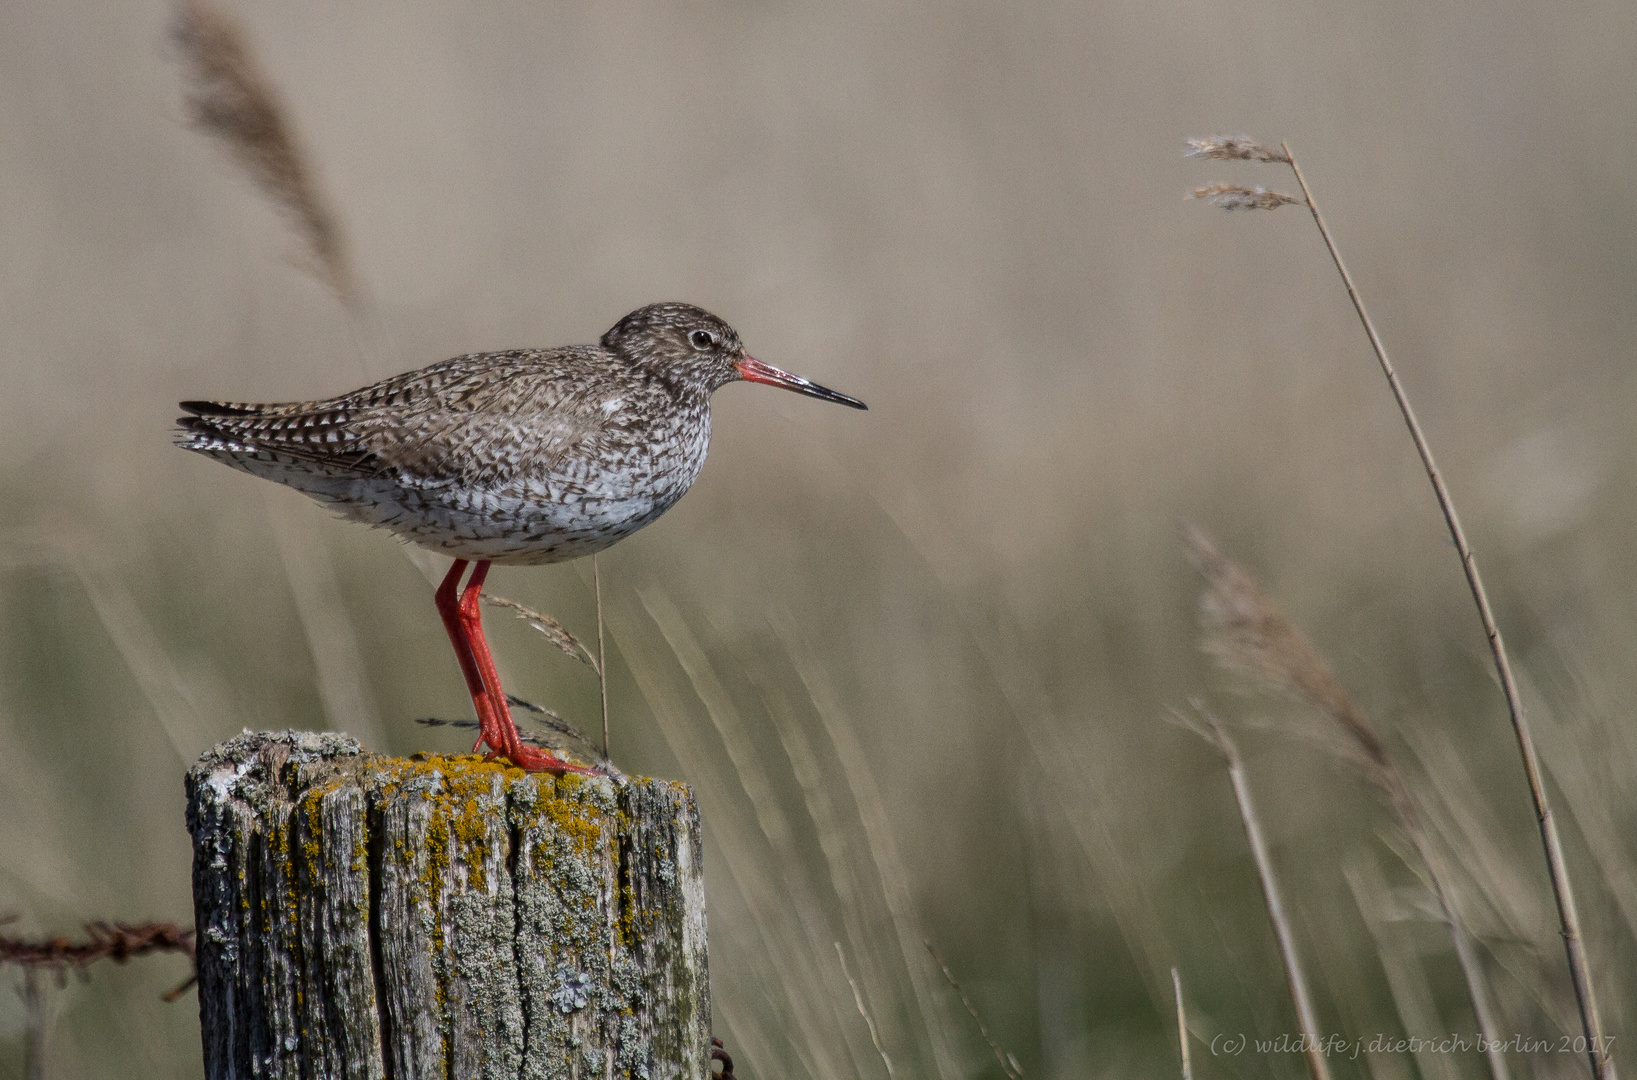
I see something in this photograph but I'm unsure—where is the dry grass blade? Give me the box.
[869,491,1181,1010]
[925,940,1023,1080]
[483,593,600,674]
[505,694,590,740]
[1185,134,1292,162]
[754,662,919,1079]
[618,594,860,1080]
[595,553,610,759]
[172,0,357,304]
[1173,968,1192,1080]
[72,561,218,763]
[1345,860,1465,1080]
[22,966,47,1080]
[639,594,900,1080]
[414,693,603,760]
[1190,183,1299,211]
[267,496,385,751]
[771,612,967,1080]
[838,943,896,1080]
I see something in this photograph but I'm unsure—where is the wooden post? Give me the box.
[185,730,710,1080]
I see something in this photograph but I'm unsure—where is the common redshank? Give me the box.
[178,303,866,773]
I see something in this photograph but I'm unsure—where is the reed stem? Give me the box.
[595,553,609,759]
[1185,708,1332,1080]
[1282,142,1610,1080]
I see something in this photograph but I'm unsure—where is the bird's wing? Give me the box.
[177,349,615,483]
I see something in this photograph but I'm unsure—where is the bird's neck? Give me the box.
[631,359,716,407]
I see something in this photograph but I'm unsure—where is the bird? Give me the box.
[177,302,866,773]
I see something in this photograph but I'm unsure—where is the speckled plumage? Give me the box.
[178,302,864,773]
[177,303,864,563]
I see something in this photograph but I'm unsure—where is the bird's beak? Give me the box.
[736,357,868,410]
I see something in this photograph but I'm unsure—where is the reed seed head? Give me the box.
[1184,135,1292,163]
[172,0,357,304]
[1190,183,1300,211]
[1185,527,1395,791]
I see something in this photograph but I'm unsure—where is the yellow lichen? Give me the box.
[542,792,603,857]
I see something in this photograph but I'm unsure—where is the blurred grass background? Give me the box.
[2,0,1636,1076]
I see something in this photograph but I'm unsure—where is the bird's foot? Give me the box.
[502,743,598,775]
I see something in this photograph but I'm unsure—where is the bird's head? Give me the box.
[602,303,867,410]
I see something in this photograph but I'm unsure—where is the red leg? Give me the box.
[434,559,505,755]
[455,561,513,755]
[457,561,595,775]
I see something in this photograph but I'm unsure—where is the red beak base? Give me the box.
[736,358,867,410]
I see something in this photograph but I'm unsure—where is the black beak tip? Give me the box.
[741,359,868,411]
[802,382,868,411]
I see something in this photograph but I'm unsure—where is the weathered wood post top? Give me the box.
[185,730,710,1080]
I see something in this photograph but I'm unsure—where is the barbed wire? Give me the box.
[1,914,197,1000]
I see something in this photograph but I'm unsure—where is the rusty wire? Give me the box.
[711,1036,737,1080]
[1,915,197,1000]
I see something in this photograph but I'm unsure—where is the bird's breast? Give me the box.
[503,399,713,531]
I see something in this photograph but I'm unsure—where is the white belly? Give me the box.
[204,432,707,565]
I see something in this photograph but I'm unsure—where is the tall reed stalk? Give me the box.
[1188,134,1613,1080]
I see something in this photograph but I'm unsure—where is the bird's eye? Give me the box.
[689,329,715,351]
